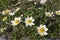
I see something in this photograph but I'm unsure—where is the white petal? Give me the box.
[44,32,48,35]
[31,23,34,25]
[43,25,46,28]
[32,19,34,22]
[40,24,43,27]
[29,23,34,26]
[26,24,28,26]
[15,17,21,21]
[39,33,44,36]
[30,16,33,19]
[18,17,21,20]
[11,21,15,25]
[15,17,18,20]
[45,28,48,31]
[25,17,29,20]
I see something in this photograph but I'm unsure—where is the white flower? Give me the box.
[25,16,34,26]
[56,10,60,15]
[2,9,15,16]
[37,24,48,36]
[45,12,53,17]
[2,9,11,15]
[40,0,47,5]
[11,17,21,26]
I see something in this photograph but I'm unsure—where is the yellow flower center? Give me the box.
[39,28,45,33]
[27,19,32,24]
[15,20,19,24]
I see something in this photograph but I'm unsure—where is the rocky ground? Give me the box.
[0,37,6,40]
[0,37,60,40]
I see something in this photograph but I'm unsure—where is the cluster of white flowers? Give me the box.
[11,16,34,26]
[11,16,48,36]
[2,9,15,16]
[2,8,20,16]
[45,12,53,17]
[45,10,60,17]
[1,7,60,36]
